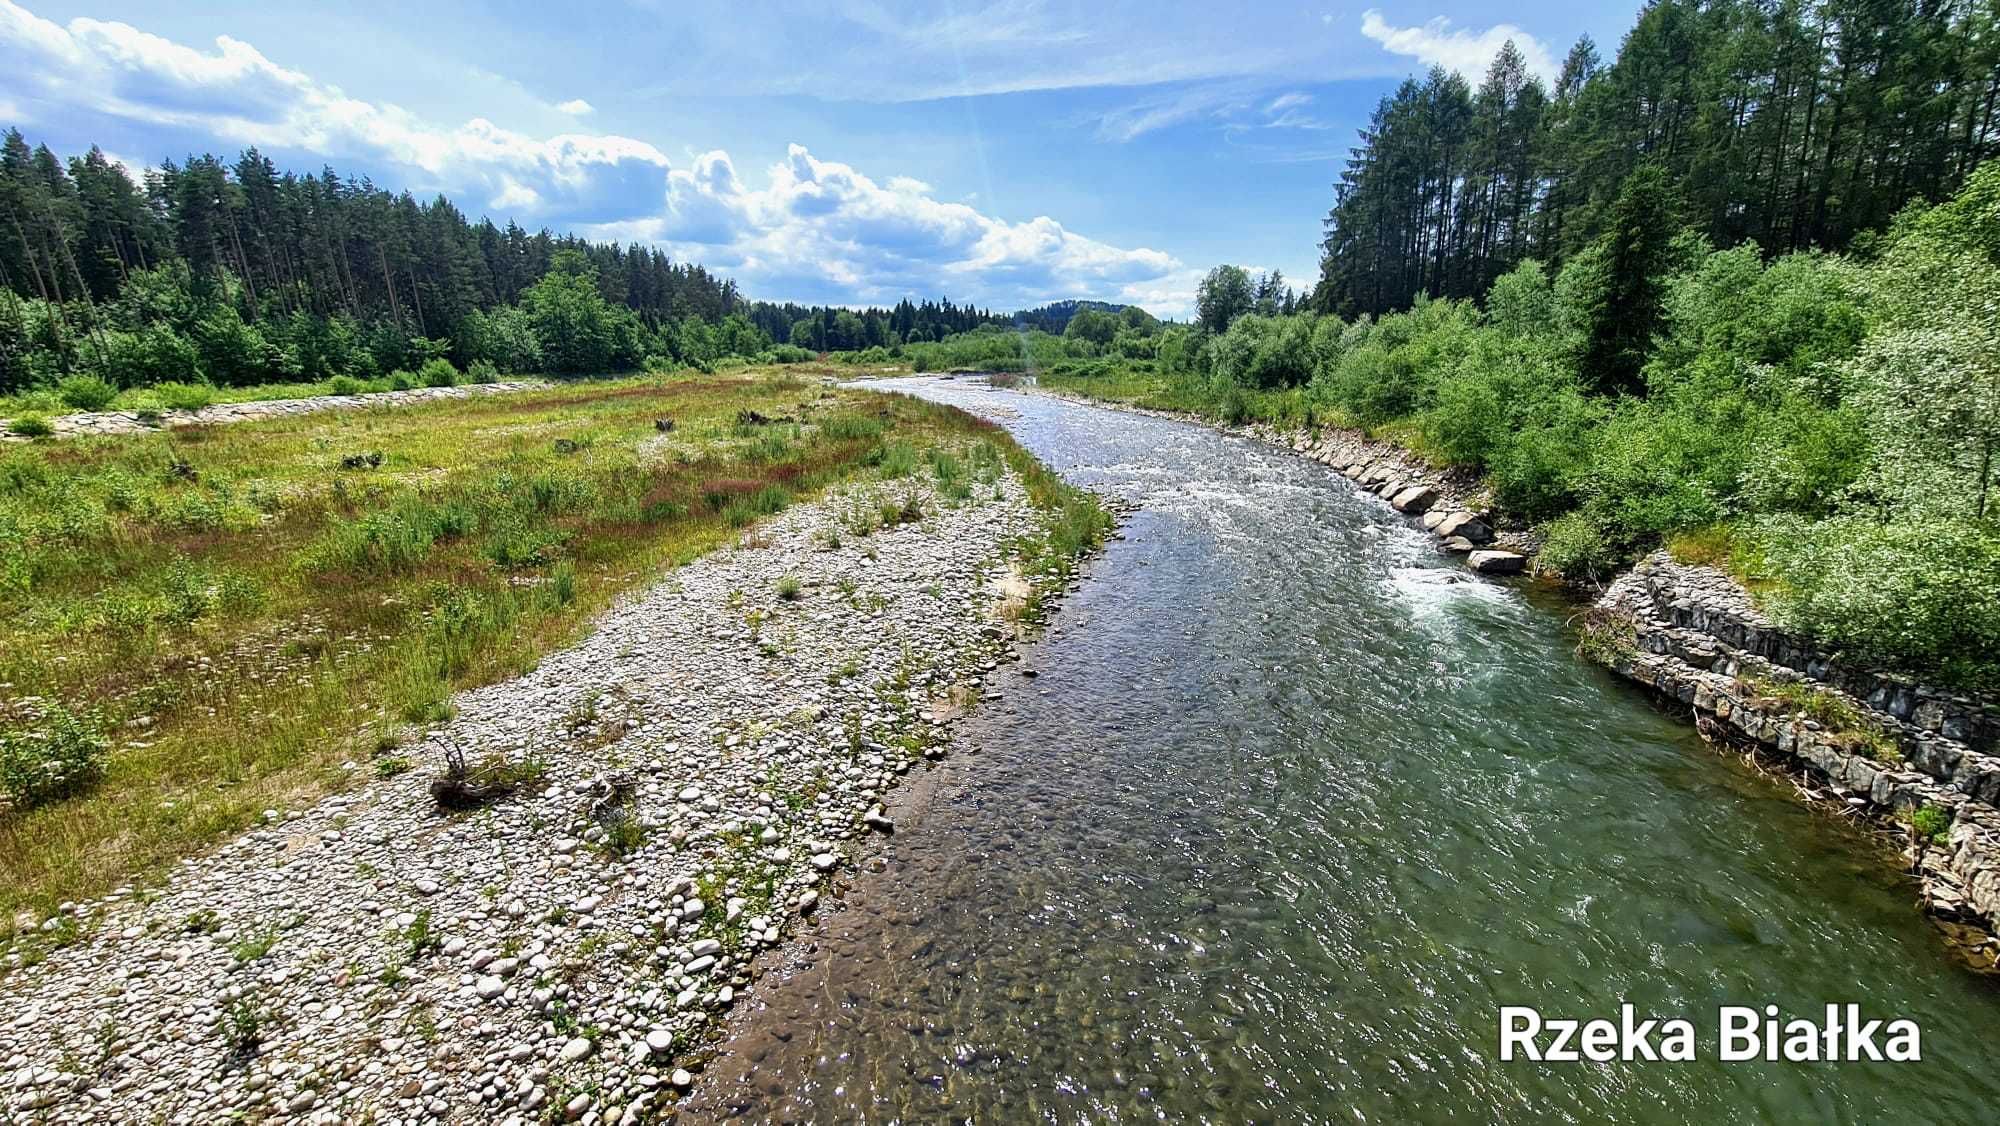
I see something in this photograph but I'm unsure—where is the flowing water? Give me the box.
[692,376,2000,1123]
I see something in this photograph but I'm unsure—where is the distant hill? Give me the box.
[1008,299,1129,334]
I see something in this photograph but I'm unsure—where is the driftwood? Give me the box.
[429,737,520,810]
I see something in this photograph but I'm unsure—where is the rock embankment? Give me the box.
[1,381,545,442]
[1594,552,2000,966]
[1,468,1066,1123]
[1264,424,1532,576]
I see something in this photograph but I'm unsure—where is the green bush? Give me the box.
[387,370,417,391]
[57,375,118,411]
[1538,511,1622,581]
[465,359,501,384]
[419,358,461,388]
[1756,514,2000,690]
[326,375,368,396]
[153,381,216,411]
[7,413,53,438]
[0,706,109,809]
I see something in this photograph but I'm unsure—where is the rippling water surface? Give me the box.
[693,376,2000,1123]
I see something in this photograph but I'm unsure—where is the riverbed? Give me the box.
[693,375,2000,1123]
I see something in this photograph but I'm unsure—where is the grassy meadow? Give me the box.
[0,366,1100,929]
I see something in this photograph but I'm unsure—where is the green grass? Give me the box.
[1736,673,1902,762]
[0,368,1035,928]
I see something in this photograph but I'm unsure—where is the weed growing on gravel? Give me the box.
[230,927,278,963]
[775,575,803,601]
[401,908,441,963]
[220,996,265,1061]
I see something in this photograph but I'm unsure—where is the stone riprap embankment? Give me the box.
[1029,383,1533,578]
[1,469,1057,1123]
[1259,423,1534,576]
[0,381,545,442]
[1596,552,2000,965]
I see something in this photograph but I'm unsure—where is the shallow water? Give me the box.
[693,376,1999,1123]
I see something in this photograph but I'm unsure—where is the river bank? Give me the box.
[0,456,1096,1122]
[1017,373,2000,968]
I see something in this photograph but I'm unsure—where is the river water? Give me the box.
[692,376,2000,1123]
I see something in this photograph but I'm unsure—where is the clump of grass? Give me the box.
[229,927,278,963]
[877,440,919,478]
[8,413,53,438]
[1573,607,1639,665]
[154,382,217,412]
[1738,673,1901,761]
[1907,803,1952,845]
[401,908,441,963]
[219,995,265,1061]
[601,817,646,856]
[58,376,119,412]
[820,414,885,442]
[775,575,804,601]
[0,706,109,811]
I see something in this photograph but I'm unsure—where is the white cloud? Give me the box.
[1359,10,1557,83]
[0,0,672,223]
[0,0,1197,314]
[1092,84,1257,142]
[592,144,1192,313]
[554,98,594,116]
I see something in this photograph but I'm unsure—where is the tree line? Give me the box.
[1315,0,2000,318]
[0,128,1004,393]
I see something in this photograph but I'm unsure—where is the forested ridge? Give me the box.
[1315,0,2000,318]
[0,127,999,398]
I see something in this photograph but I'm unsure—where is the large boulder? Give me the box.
[1434,512,1494,544]
[1467,549,1526,575]
[1442,535,1476,554]
[1390,485,1438,513]
[1421,510,1450,531]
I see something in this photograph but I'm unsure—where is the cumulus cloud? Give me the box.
[587,144,1190,312]
[554,98,594,116]
[1359,10,1557,83]
[0,0,1195,313]
[0,0,671,222]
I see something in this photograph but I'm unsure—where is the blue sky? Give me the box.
[1,0,1637,317]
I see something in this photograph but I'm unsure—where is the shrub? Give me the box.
[0,706,109,809]
[8,413,53,438]
[418,358,460,388]
[387,370,416,391]
[465,359,501,384]
[1755,513,2000,691]
[1538,511,1622,582]
[153,381,216,411]
[326,375,368,396]
[57,375,118,411]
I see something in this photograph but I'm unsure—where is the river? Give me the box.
[690,375,2000,1123]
